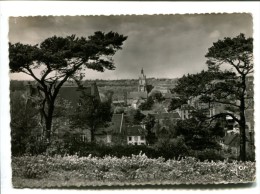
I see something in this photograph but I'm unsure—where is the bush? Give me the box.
[12,154,256,185]
[13,134,251,162]
[25,137,48,155]
[191,149,225,161]
[12,155,49,179]
[46,139,69,156]
[155,136,189,160]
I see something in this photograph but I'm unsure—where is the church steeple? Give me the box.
[138,68,147,92]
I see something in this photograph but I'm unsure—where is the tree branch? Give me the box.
[227,59,243,75]
[212,100,240,108]
[25,66,41,83]
[208,112,240,125]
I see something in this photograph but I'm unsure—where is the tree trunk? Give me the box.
[45,117,52,142]
[90,126,95,143]
[239,100,247,161]
[44,104,55,143]
[239,75,247,161]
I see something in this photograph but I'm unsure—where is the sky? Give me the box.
[9,13,253,80]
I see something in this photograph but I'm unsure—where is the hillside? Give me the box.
[10,78,178,101]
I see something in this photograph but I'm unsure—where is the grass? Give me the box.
[12,154,256,187]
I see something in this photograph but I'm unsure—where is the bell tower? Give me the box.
[138,68,147,92]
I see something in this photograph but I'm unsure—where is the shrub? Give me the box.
[46,139,69,156]
[25,137,48,155]
[13,134,250,162]
[12,155,49,179]
[191,149,225,161]
[12,154,256,185]
[155,136,189,160]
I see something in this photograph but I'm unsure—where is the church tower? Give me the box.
[138,68,147,92]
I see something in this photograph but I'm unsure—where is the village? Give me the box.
[10,67,254,161]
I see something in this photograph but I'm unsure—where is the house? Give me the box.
[126,125,146,145]
[95,113,147,145]
[176,104,195,120]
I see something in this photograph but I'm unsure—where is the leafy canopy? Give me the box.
[175,118,225,150]
[70,94,112,130]
[9,32,128,83]
[205,33,253,75]
[9,32,127,141]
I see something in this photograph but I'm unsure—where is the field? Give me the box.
[12,153,255,187]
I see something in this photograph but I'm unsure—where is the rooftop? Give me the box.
[128,91,147,99]
[106,113,125,134]
[223,134,239,147]
[126,125,146,136]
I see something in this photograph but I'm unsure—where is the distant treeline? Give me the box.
[10,78,178,91]
[82,78,178,87]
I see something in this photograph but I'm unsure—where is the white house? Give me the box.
[126,125,146,145]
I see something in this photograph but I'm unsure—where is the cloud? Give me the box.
[209,30,221,39]
[9,14,253,80]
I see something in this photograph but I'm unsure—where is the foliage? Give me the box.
[190,149,225,162]
[139,96,154,110]
[102,90,114,103]
[142,114,157,145]
[146,84,154,94]
[11,136,234,162]
[70,90,113,142]
[133,109,145,124]
[9,32,127,141]
[170,34,253,161]
[205,33,253,73]
[25,137,48,156]
[12,155,49,179]
[10,90,41,156]
[10,80,27,91]
[125,109,145,125]
[205,33,253,161]
[175,118,224,151]
[168,97,187,111]
[155,136,189,159]
[149,90,164,102]
[12,154,256,186]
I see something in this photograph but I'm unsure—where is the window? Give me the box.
[134,136,138,141]
[140,136,145,141]
[81,134,87,142]
[128,136,132,141]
